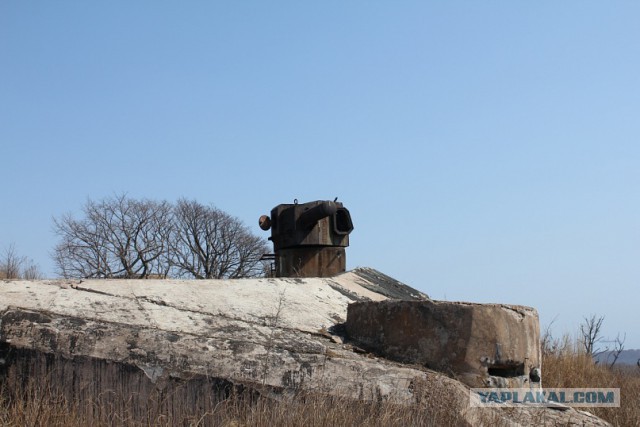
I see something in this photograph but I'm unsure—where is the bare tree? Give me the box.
[171,199,268,279]
[52,195,267,280]
[52,194,173,279]
[0,243,23,279]
[0,243,43,280]
[21,260,43,280]
[580,314,605,356]
[579,314,627,367]
[603,333,626,368]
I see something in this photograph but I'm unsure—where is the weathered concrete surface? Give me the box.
[346,300,541,388]
[0,268,608,426]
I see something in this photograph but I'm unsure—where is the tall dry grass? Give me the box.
[0,377,467,427]
[3,335,639,426]
[542,334,640,426]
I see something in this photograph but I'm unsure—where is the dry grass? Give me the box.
[542,335,640,426]
[0,378,467,427]
[4,353,639,426]
[3,336,639,426]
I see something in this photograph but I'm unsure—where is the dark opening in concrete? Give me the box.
[488,362,525,378]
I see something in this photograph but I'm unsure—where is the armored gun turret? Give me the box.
[259,200,354,278]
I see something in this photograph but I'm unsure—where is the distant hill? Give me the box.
[594,349,640,366]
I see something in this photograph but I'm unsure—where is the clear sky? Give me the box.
[2,2,639,349]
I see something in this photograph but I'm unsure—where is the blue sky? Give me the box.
[2,2,639,349]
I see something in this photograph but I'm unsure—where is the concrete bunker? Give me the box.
[344,299,542,388]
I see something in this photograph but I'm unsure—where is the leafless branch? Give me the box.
[52,196,267,280]
[0,243,43,280]
[52,195,173,279]
[171,199,268,279]
[580,314,604,356]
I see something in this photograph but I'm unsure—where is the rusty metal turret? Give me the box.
[259,199,354,277]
